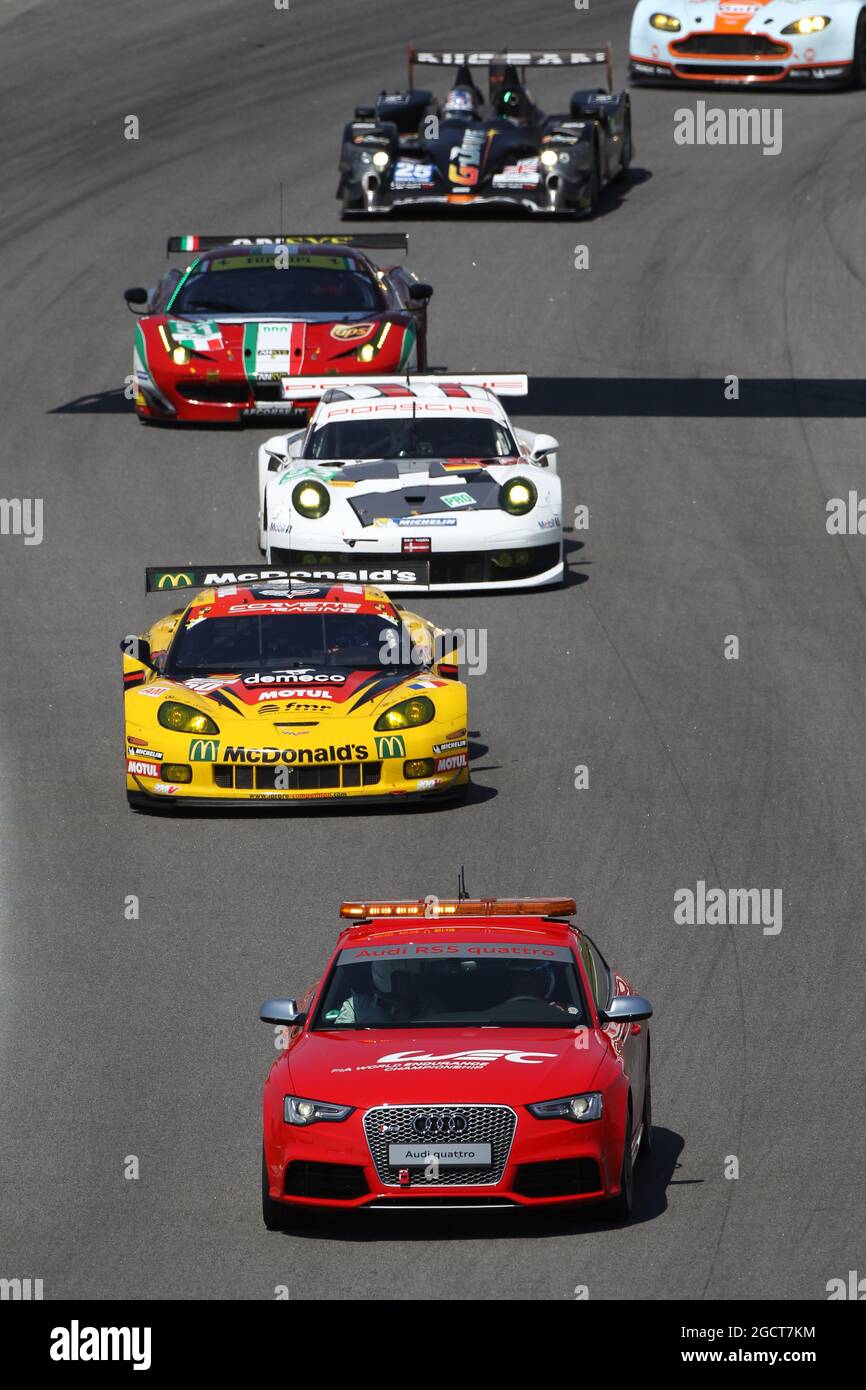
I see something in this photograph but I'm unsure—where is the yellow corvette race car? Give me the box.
[122,563,469,809]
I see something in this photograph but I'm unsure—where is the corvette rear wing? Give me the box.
[279,373,529,399]
[166,233,409,255]
[408,44,613,94]
[144,561,430,593]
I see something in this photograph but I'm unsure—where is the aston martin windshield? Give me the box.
[314,948,586,1029]
[306,416,519,460]
[165,613,417,676]
[169,260,385,315]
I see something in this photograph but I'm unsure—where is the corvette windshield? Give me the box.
[313,950,586,1029]
[305,416,518,460]
[164,613,422,676]
[170,263,384,315]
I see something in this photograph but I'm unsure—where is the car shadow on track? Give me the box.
[266,1126,685,1243]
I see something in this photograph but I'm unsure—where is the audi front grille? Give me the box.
[363,1105,517,1187]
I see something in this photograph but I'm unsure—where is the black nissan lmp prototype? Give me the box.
[337,46,633,219]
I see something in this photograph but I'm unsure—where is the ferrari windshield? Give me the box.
[169,257,385,315]
[313,948,586,1029]
[305,415,519,460]
[164,613,422,676]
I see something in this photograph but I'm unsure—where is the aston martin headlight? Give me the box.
[649,12,681,30]
[372,149,390,169]
[374,695,435,731]
[157,702,219,735]
[781,15,830,33]
[284,1096,354,1126]
[499,477,537,516]
[540,148,559,168]
[527,1093,603,1123]
[292,480,331,519]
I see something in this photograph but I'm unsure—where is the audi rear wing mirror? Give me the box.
[597,995,653,1025]
[260,998,306,1027]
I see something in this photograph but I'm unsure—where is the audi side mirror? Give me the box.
[408,282,433,303]
[260,998,306,1027]
[597,995,653,1025]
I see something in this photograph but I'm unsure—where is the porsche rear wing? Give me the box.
[144,561,430,593]
[279,373,529,399]
[408,44,613,94]
[166,233,409,255]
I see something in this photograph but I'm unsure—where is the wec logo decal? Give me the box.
[376,1049,556,1066]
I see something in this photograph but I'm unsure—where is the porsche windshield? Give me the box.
[169,259,384,315]
[313,948,586,1029]
[305,415,519,460]
[164,613,421,676]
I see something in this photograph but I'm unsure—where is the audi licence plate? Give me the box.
[388,1144,492,1167]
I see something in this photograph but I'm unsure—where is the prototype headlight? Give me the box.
[540,148,559,168]
[372,149,390,169]
[284,1096,354,1126]
[292,480,331,519]
[374,695,435,731]
[157,702,219,735]
[527,1093,604,1123]
[499,477,537,516]
[649,12,681,31]
[781,15,830,33]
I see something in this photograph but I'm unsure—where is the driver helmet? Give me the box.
[442,87,480,120]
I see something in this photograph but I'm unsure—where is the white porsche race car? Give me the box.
[256,375,563,592]
[629,1,866,87]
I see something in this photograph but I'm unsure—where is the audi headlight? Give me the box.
[527,1093,603,1123]
[284,1096,354,1126]
[781,15,830,33]
[374,695,435,731]
[499,477,537,516]
[649,12,681,30]
[157,702,219,735]
[292,480,331,519]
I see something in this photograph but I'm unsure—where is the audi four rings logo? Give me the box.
[412,1112,468,1137]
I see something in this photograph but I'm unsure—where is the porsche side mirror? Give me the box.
[598,995,653,1025]
[260,998,306,1027]
[409,282,433,303]
[530,433,559,463]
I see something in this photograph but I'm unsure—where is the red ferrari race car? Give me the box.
[124,234,432,424]
[260,896,653,1222]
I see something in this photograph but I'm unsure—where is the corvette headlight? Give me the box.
[292,480,330,519]
[374,695,435,731]
[781,15,830,33]
[372,149,390,169]
[649,12,681,31]
[527,1093,603,1123]
[157,701,219,735]
[284,1096,354,1126]
[499,477,537,516]
[540,148,558,168]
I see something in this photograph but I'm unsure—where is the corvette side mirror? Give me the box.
[260,998,306,1027]
[597,995,653,1025]
[124,286,148,313]
[409,282,433,303]
[119,635,155,668]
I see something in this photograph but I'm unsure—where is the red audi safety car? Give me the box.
[260,897,653,1222]
[124,234,432,424]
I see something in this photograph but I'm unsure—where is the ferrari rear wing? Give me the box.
[144,561,430,593]
[408,44,613,94]
[166,233,409,255]
[279,373,529,399]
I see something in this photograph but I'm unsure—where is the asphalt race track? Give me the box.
[2,0,865,1302]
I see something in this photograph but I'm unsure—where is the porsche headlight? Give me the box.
[781,15,830,33]
[284,1096,354,1126]
[374,695,435,731]
[527,1093,603,1123]
[649,12,681,31]
[499,477,537,516]
[292,480,331,519]
[157,702,219,735]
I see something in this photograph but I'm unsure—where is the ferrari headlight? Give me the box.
[372,149,390,169]
[171,345,190,365]
[157,701,219,735]
[527,1093,603,1123]
[540,148,558,168]
[374,695,435,731]
[357,342,376,362]
[781,15,830,33]
[292,480,330,519]
[649,12,681,30]
[284,1096,354,1126]
[499,477,537,516]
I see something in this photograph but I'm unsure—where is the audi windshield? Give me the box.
[169,257,385,316]
[305,416,519,461]
[164,613,424,677]
[313,947,587,1029]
